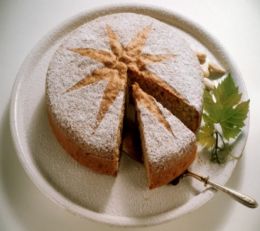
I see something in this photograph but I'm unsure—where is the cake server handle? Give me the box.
[184,170,258,208]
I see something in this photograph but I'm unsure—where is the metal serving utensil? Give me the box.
[122,141,258,208]
[183,170,258,208]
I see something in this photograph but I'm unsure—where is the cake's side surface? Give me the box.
[132,83,197,189]
[48,110,120,175]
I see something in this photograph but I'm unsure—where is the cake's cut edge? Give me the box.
[128,68,202,133]
[132,83,197,189]
[122,119,143,163]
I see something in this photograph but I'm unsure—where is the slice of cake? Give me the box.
[46,12,203,177]
[132,83,197,189]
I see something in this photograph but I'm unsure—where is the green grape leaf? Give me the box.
[198,73,250,164]
[220,100,250,140]
[213,73,242,107]
[202,74,249,140]
[197,124,215,149]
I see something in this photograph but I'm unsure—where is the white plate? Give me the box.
[10,4,249,227]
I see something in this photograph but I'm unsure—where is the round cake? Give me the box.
[46,13,204,179]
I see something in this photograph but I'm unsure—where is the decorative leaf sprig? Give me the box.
[197,73,249,164]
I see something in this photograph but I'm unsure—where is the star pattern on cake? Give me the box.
[67,25,174,131]
[132,83,174,135]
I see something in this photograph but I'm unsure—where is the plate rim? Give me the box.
[9,3,249,227]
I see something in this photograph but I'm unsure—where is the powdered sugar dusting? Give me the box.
[137,100,196,165]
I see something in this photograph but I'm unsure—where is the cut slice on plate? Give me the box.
[132,83,197,189]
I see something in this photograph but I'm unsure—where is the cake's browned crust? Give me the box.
[48,110,120,176]
[147,145,196,189]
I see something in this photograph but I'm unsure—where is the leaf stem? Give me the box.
[211,129,227,164]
